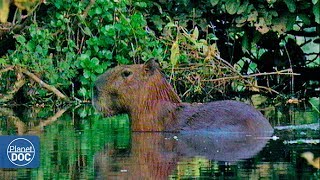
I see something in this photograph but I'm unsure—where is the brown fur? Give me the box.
[93,59,273,133]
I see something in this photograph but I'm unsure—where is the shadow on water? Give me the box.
[0,100,319,179]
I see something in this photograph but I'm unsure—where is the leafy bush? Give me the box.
[0,0,319,103]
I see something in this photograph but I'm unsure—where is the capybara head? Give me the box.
[93,59,181,117]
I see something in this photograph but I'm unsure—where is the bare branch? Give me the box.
[20,68,68,100]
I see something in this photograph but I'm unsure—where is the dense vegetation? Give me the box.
[0,0,319,104]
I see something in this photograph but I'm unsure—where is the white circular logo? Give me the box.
[7,138,36,166]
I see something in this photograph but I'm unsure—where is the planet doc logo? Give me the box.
[7,138,36,167]
[0,136,39,168]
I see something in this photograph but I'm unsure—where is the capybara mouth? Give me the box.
[94,105,116,117]
[102,111,115,117]
[92,98,117,117]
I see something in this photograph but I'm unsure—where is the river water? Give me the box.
[0,99,319,179]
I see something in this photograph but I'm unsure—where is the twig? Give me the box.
[202,69,299,82]
[202,76,242,82]
[20,68,68,100]
[242,69,299,77]
[246,84,280,94]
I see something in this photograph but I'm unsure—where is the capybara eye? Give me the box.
[121,70,132,78]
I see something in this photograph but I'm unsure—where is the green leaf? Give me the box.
[35,45,43,54]
[309,97,320,113]
[0,58,6,65]
[26,41,35,51]
[101,62,111,69]
[286,14,296,31]
[225,0,240,15]
[191,26,199,40]
[312,0,318,5]
[95,7,102,14]
[78,87,88,97]
[248,62,257,73]
[165,22,176,28]
[237,0,249,14]
[134,2,147,8]
[298,14,311,25]
[313,2,320,24]
[55,13,63,19]
[90,73,97,82]
[236,59,245,69]
[210,0,220,6]
[241,32,250,52]
[116,55,129,64]
[103,25,115,36]
[269,10,278,17]
[16,35,26,44]
[91,57,99,66]
[79,53,90,61]
[80,76,89,85]
[79,108,88,118]
[235,16,247,24]
[131,13,146,28]
[170,40,180,66]
[83,26,92,36]
[105,50,113,60]
[83,69,91,79]
[95,66,104,74]
[284,0,296,13]
[208,33,218,41]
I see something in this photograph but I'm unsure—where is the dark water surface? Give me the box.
[0,100,319,179]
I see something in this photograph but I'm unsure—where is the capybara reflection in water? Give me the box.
[93,59,273,133]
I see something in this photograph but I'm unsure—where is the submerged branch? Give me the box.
[28,107,70,134]
[1,106,70,135]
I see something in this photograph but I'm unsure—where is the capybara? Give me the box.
[93,58,273,133]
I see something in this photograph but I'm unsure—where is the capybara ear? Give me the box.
[144,58,159,75]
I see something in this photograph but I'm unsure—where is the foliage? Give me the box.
[0,0,319,102]
[2,0,162,100]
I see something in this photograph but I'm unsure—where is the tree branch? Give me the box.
[20,68,68,100]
